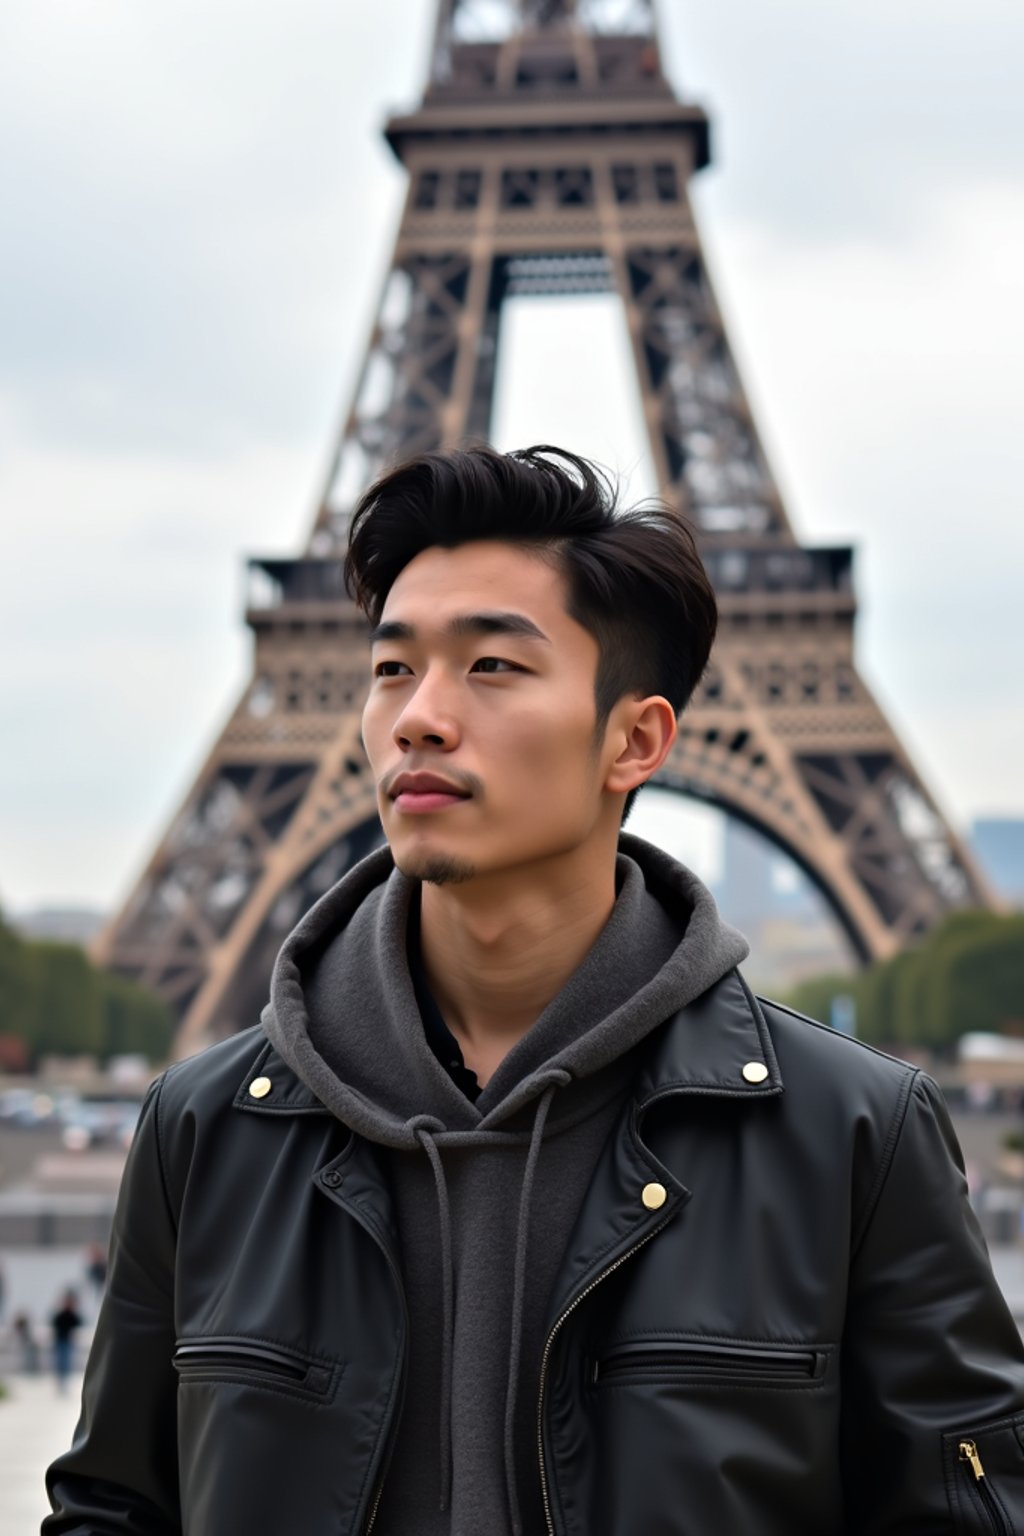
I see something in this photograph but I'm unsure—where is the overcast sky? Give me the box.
[2,0,1022,912]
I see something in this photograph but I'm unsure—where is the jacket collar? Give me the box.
[541,971,782,1331]
[632,970,783,1106]
[232,1035,329,1116]
[232,967,782,1119]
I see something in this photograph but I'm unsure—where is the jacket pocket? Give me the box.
[944,1414,1024,1535]
[172,1336,341,1404]
[590,1337,828,1389]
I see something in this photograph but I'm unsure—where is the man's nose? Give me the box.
[393,671,460,750]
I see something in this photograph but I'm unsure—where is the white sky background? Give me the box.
[1,0,1022,911]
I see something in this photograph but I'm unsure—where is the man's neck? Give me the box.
[417,846,618,1088]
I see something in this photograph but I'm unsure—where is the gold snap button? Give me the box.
[248,1076,272,1099]
[642,1182,667,1211]
[742,1062,769,1084]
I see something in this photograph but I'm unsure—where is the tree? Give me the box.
[0,917,34,1041]
[928,916,1024,1046]
[778,973,857,1030]
[99,972,175,1063]
[27,942,105,1058]
[781,910,1024,1055]
[0,915,173,1066]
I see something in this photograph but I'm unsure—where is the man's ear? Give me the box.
[603,696,677,796]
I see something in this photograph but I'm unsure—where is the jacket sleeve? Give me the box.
[842,1070,1024,1531]
[42,1075,181,1534]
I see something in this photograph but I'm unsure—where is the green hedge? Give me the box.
[780,910,1024,1053]
[0,916,174,1066]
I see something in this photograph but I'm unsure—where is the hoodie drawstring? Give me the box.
[412,1072,569,1530]
[503,1078,561,1536]
[415,1125,456,1513]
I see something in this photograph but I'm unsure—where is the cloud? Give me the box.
[665,0,1024,241]
[0,1,427,455]
[0,429,317,909]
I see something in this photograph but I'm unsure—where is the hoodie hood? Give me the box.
[262,829,749,1145]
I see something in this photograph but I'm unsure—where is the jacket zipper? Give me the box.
[537,1218,672,1536]
[959,1441,1011,1536]
[316,1164,410,1536]
[363,1247,409,1535]
[173,1341,310,1381]
[365,1474,386,1535]
[592,1340,820,1385]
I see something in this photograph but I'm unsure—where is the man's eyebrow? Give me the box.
[448,611,551,643]
[368,619,415,646]
[368,611,551,645]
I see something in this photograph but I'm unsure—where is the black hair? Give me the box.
[344,443,717,821]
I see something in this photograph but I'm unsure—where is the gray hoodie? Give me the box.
[263,831,748,1535]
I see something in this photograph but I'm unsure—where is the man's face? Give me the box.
[361,539,621,885]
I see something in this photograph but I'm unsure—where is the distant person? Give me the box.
[13,1312,40,1375]
[50,1290,82,1395]
[83,1243,107,1304]
[45,446,1024,1531]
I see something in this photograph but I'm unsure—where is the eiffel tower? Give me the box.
[95,0,993,1057]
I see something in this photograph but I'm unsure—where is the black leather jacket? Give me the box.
[45,976,1024,1534]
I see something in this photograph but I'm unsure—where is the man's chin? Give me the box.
[392,848,478,886]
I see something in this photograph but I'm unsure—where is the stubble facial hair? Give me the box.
[402,853,478,886]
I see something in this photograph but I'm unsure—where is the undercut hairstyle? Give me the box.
[344,443,718,820]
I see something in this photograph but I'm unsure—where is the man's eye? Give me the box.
[374,661,410,678]
[471,657,521,674]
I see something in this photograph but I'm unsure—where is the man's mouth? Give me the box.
[392,789,470,814]
[388,774,473,813]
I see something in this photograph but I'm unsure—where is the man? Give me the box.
[50,1289,84,1397]
[46,445,1024,1533]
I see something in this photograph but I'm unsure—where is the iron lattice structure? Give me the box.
[95,0,993,1055]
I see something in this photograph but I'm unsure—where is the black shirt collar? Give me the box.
[406,890,481,1103]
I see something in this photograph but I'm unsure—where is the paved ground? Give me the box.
[0,1373,83,1534]
[992,1245,1024,1314]
[1,1247,104,1324]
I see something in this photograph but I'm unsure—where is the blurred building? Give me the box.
[10,907,107,945]
[971,819,1024,907]
[713,819,854,993]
